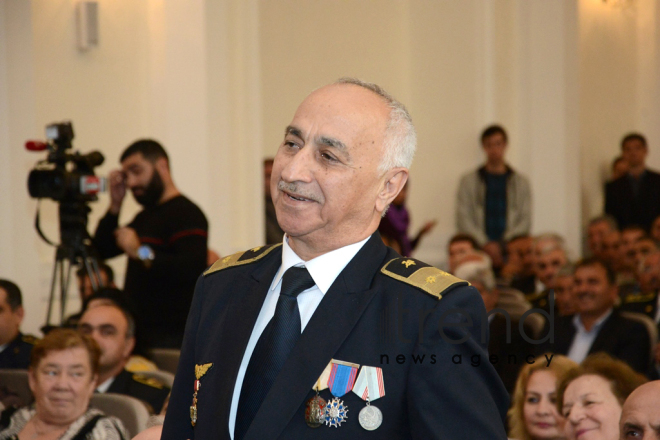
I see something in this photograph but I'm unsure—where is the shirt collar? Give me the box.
[271,234,370,294]
[573,308,613,333]
[96,375,116,393]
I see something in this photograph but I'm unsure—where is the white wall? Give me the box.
[1,0,658,334]
[579,0,660,231]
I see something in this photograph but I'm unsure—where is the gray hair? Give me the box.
[534,233,567,256]
[334,78,416,172]
[454,259,496,291]
[557,263,575,278]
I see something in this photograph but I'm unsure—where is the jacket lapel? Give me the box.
[588,311,617,354]
[243,233,388,440]
[207,252,282,436]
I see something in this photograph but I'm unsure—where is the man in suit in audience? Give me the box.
[541,258,650,374]
[526,234,568,312]
[78,303,170,413]
[0,279,37,369]
[605,133,660,231]
[162,78,508,439]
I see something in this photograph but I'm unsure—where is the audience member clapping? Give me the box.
[0,328,128,439]
[558,353,647,440]
[508,354,577,440]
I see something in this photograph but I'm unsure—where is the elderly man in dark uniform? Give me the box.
[162,79,509,439]
[0,280,37,369]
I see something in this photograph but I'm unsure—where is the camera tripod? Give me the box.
[39,201,105,333]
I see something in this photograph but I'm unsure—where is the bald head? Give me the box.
[620,381,660,439]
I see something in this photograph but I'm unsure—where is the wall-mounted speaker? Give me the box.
[76,1,99,51]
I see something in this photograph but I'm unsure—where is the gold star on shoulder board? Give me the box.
[426,276,436,284]
[402,259,416,268]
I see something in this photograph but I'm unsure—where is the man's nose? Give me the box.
[280,147,314,183]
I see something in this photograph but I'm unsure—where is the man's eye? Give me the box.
[320,152,337,162]
[44,370,58,376]
[101,329,117,337]
[625,429,642,438]
[284,141,299,149]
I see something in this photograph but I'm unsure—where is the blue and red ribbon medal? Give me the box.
[324,360,359,428]
[352,366,385,431]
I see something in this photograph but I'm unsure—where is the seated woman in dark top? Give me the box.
[0,328,128,440]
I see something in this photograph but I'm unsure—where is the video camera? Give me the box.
[26,121,108,329]
[27,121,106,202]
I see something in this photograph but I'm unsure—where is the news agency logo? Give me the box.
[377,292,554,346]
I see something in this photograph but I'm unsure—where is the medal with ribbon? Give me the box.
[190,363,213,427]
[305,377,327,428]
[323,359,359,428]
[352,366,385,431]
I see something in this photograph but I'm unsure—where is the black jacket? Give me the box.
[162,233,509,439]
[106,369,170,414]
[539,310,651,374]
[605,170,660,231]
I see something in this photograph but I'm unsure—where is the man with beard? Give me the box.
[93,139,208,349]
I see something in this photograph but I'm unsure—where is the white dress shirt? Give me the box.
[228,235,369,438]
[566,308,613,364]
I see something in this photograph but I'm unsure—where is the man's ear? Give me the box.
[124,336,136,360]
[15,306,24,324]
[154,157,170,176]
[376,168,409,214]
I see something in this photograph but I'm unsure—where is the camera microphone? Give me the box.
[25,141,48,151]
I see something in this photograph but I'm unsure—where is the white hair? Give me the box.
[454,259,496,291]
[533,233,567,256]
[334,78,416,172]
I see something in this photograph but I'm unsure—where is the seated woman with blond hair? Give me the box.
[557,353,647,440]
[508,354,577,440]
[0,328,128,440]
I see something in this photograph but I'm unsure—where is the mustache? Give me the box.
[277,181,322,203]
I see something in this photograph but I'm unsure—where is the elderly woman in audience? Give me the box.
[557,353,647,440]
[508,354,577,440]
[0,328,128,440]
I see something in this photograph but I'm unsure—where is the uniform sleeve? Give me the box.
[92,211,123,259]
[456,174,489,245]
[161,274,206,440]
[407,285,509,439]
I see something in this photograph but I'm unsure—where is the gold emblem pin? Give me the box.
[402,260,416,268]
[425,276,436,284]
[191,363,213,426]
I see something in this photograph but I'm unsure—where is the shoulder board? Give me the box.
[380,258,467,299]
[132,374,165,389]
[623,292,657,304]
[204,243,282,276]
[21,334,39,345]
[525,290,548,302]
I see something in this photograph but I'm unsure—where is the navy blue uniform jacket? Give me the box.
[162,233,508,439]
